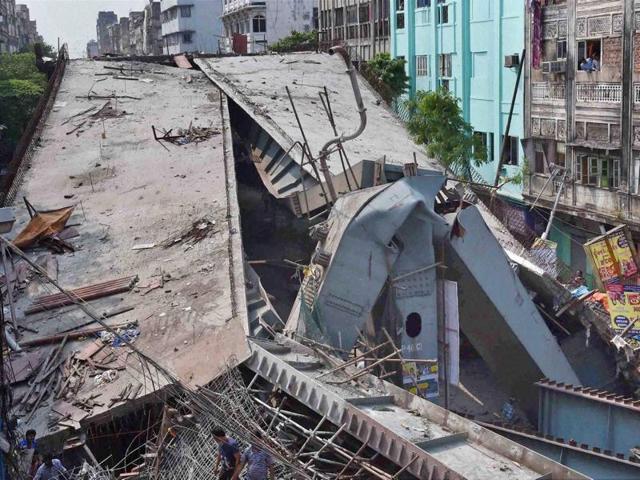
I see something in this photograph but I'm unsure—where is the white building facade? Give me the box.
[221,0,315,54]
[160,0,223,55]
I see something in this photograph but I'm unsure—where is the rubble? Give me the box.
[3,52,637,480]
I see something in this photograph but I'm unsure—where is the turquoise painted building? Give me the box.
[391,0,525,199]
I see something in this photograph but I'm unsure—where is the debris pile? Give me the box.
[152,124,220,147]
[161,218,217,249]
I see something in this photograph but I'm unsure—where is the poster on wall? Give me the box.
[606,284,640,347]
[402,361,439,399]
[584,226,638,288]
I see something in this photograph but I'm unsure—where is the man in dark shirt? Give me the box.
[212,427,241,480]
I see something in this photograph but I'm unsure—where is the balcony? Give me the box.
[531,82,565,102]
[576,83,622,104]
[223,0,264,15]
[634,84,640,104]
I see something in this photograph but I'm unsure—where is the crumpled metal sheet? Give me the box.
[13,206,75,249]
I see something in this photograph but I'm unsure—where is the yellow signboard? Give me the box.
[585,226,638,288]
[606,284,640,346]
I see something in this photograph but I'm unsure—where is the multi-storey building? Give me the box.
[221,0,315,54]
[119,17,130,55]
[86,40,99,58]
[97,11,118,54]
[317,0,390,61]
[1,1,40,53]
[160,0,223,55]
[130,11,145,55]
[523,0,640,279]
[15,4,38,48]
[143,1,163,55]
[107,23,121,55]
[391,0,526,199]
[0,0,19,53]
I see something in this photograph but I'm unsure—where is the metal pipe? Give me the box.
[318,46,368,203]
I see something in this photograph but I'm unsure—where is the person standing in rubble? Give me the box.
[212,427,241,480]
[237,432,274,480]
[18,429,40,477]
[33,454,68,480]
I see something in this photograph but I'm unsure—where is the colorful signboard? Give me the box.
[585,226,638,288]
[606,284,640,345]
[402,361,439,399]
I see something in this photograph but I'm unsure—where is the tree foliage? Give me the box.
[0,53,46,161]
[270,30,318,53]
[361,53,409,103]
[405,89,487,177]
[0,53,47,86]
[19,43,57,60]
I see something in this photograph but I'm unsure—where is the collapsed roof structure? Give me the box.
[2,48,639,480]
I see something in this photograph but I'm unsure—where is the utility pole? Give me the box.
[541,168,568,241]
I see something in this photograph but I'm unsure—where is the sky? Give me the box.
[21,0,148,59]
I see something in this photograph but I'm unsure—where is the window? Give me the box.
[437,0,449,24]
[416,55,428,76]
[396,0,405,29]
[556,39,567,60]
[180,5,191,17]
[335,7,344,26]
[182,32,192,43]
[253,15,266,33]
[438,53,452,77]
[502,136,519,165]
[474,132,493,163]
[440,78,450,91]
[346,5,358,24]
[576,154,619,188]
[417,0,431,7]
[535,150,546,173]
[359,4,369,22]
[577,39,601,70]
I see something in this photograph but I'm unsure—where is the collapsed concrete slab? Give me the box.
[446,206,580,416]
[195,53,443,215]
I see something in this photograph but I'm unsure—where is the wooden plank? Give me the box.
[173,54,193,69]
[76,339,105,361]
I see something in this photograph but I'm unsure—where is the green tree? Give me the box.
[270,31,318,53]
[18,43,57,60]
[361,53,409,104]
[0,53,47,162]
[0,53,47,86]
[405,89,487,179]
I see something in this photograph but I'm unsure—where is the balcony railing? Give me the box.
[576,83,622,103]
[531,82,565,101]
[634,84,640,104]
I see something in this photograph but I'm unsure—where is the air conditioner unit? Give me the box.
[542,60,566,74]
[504,54,520,68]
